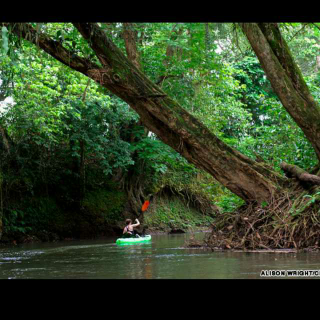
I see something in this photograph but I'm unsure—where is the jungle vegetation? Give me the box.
[1,22,320,249]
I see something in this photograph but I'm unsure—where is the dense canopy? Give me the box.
[1,22,320,250]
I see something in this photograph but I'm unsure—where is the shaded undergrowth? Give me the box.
[144,194,214,233]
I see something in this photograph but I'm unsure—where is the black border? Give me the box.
[1,4,319,22]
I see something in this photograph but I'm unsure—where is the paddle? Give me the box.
[141,200,150,212]
[138,200,151,236]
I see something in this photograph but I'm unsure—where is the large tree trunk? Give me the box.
[74,23,287,203]
[121,23,150,218]
[240,23,320,162]
[6,22,288,204]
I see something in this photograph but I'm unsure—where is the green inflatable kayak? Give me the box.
[116,235,151,244]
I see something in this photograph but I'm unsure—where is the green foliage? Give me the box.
[82,189,127,224]
[232,56,276,125]
[289,191,320,217]
[3,209,32,234]
[1,26,9,55]
[280,23,320,76]
[144,196,214,231]
[3,197,61,234]
[1,22,320,240]
[132,135,191,175]
[214,189,246,213]
[60,98,135,176]
[233,99,318,171]
[0,42,139,195]
[130,130,221,208]
[222,38,319,172]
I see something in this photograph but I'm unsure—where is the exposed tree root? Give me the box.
[188,184,320,251]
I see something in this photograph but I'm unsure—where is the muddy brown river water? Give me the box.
[1,232,320,279]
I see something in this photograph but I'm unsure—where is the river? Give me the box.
[1,232,320,279]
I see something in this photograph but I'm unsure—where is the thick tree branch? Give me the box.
[71,23,287,202]
[281,162,320,186]
[72,23,169,102]
[8,22,287,203]
[122,23,141,70]
[122,23,150,136]
[5,23,100,77]
[257,23,313,100]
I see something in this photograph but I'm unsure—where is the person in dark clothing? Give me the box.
[122,218,140,238]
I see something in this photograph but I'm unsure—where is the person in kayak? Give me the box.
[123,218,140,238]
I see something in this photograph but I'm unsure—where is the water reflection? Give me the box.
[1,233,320,279]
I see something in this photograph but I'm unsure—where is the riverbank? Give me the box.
[0,227,211,247]
[0,189,214,246]
[143,195,214,233]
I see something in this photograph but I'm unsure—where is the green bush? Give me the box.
[3,197,62,234]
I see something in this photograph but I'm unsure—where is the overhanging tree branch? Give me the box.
[4,23,101,77]
[71,23,287,202]
[7,22,288,203]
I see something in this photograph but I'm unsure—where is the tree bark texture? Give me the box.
[280,162,320,185]
[122,23,141,70]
